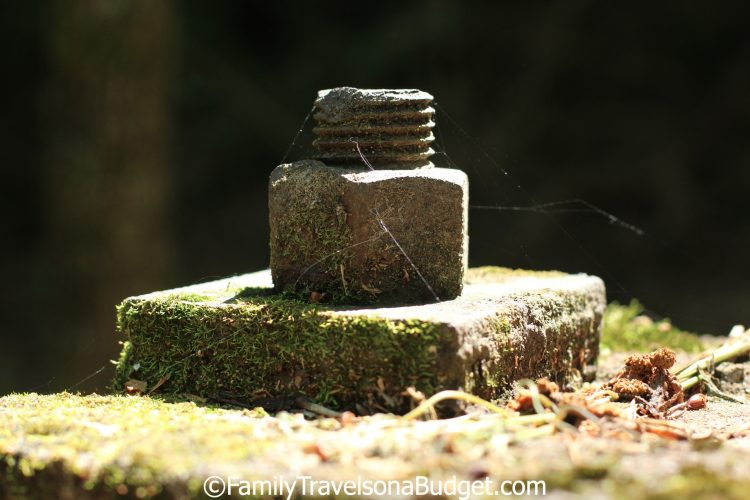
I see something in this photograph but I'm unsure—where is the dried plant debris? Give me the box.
[505,378,561,413]
[501,350,711,440]
[506,378,627,424]
[675,325,750,399]
[602,348,684,417]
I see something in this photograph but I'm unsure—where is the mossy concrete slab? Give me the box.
[3,393,750,499]
[115,267,605,411]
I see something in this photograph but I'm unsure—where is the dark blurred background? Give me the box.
[2,1,748,395]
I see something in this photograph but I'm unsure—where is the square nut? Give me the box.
[269,160,468,304]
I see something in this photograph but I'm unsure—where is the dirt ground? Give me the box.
[597,348,750,434]
[2,336,750,498]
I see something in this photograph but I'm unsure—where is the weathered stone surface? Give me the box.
[114,267,605,411]
[269,160,468,304]
[716,362,745,384]
[6,393,750,499]
[313,87,435,169]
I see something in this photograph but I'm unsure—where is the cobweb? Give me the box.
[283,102,646,301]
[28,100,653,395]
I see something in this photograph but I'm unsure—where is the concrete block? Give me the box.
[115,267,605,412]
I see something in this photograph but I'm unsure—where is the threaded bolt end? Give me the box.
[312,87,435,169]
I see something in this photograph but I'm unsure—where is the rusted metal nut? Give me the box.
[687,393,707,410]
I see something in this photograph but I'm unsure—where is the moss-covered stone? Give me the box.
[114,267,605,411]
[3,393,750,499]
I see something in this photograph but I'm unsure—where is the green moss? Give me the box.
[457,282,601,396]
[114,267,605,410]
[166,292,215,302]
[0,393,275,499]
[600,300,704,353]
[4,394,749,499]
[115,291,447,411]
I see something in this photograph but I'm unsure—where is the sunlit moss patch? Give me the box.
[114,268,605,411]
[601,300,704,353]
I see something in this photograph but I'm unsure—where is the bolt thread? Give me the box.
[312,87,435,169]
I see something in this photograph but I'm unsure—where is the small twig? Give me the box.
[694,370,746,404]
[147,373,171,395]
[556,404,602,427]
[512,422,556,441]
[676,327,750,388]
[515,379,559,414]
[628,417,689,440]
[664,402,688,419]
[403,387,437,420]
[295,398,342,418]
[339,263,348,296]
[680,375,701,391]
[402,390,509,420]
